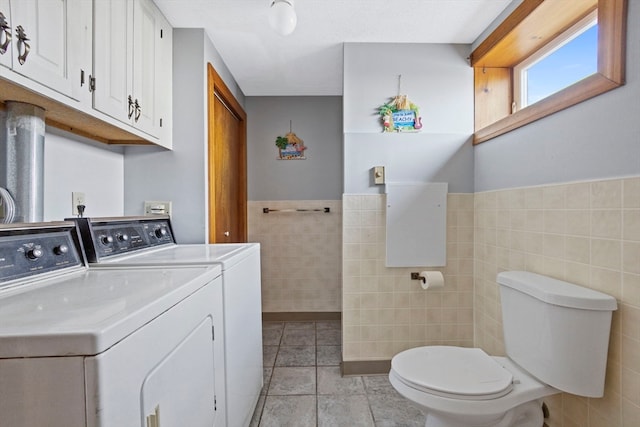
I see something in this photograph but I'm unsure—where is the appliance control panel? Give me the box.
[0,223,84,286]
[69,216,175,263]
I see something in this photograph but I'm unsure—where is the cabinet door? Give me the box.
[0,0,11,69]
[68,0,92,104]
[93,0,133,124]
[155,10,172,147]
[10,0,90,101]
[131,0,158,137]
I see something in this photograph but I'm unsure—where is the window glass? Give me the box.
[515,13,598,109]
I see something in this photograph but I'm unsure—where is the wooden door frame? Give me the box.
[207,63,247,243]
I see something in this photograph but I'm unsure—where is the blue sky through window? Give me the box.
[526,24,598,105]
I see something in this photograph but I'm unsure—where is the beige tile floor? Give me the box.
[250,321,426,427]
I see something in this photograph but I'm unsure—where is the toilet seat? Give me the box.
[391,346,514,400]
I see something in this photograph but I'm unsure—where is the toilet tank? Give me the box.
[497,271,617,398]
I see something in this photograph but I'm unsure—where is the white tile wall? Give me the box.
[341,193,475,361]
[474,177,640,427]
[248,200,342,312]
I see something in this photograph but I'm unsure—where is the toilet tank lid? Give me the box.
[497,271,618,311]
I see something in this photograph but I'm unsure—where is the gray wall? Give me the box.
[124,29,245,243]
[246,96,343,201]
[473,0,640,191]
[343,43,475,194]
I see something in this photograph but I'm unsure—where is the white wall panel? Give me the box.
[43,128,124,220]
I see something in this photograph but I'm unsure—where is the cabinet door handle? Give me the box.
[128,95,134,119]
[0,12,10,55]
[134,99,141,122]
[15,25,30,65]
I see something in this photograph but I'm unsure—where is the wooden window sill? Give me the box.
[473,73,621,144]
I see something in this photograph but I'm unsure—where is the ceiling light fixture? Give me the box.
[268,0,297,36]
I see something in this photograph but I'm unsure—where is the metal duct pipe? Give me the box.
[2,102,45,223]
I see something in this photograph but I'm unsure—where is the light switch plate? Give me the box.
[373,166,385,184]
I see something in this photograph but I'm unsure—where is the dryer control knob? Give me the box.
[54,244,69,255]
[26,247,44,260]
[101,235,114,245]
[155,227,167,238]
[117,233,129,242]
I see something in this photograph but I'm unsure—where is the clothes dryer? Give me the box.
[71,216,263,427]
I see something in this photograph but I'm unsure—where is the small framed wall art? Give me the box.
[379,94,422,133]
[275,121,307,159]
[378,75,422,133]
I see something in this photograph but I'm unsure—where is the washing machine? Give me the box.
[71,216,263,427]
[0,221,223,427]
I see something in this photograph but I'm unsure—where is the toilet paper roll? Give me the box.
[419,271,444,290]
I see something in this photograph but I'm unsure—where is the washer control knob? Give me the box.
[155,227,167,238]
[117,233,129,242]
[54,244,69,255]
[26,247,44,260]
[101,235,114,245]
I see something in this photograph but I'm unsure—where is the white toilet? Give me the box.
[389,271,618,427]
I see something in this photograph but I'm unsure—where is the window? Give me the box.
[470,0,627,145]
[514,11,598,110]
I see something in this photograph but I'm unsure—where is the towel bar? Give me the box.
[262,207,330,213]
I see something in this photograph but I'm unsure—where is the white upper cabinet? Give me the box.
[7,0,92,103]
[0,0,172,148]
[94,0,172,145]
[0,0,12,69]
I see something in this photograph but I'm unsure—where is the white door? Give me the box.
[0,0,11,69]
[10,0,90,101]
[141,318,217,427]
[93,0,133,124]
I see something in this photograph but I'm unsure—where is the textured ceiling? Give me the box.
[153,0,513,96]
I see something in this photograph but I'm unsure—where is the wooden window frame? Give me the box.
[514,10,598,110]
[471,0,627,145]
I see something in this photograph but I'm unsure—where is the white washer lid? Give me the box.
[391,346,513,400]
[0,265,222,358]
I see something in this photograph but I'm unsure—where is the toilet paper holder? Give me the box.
[411,272,426,283]
[411,271,445,290]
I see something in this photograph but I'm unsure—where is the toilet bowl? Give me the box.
[389,346,557,427]
[389,271,618,427]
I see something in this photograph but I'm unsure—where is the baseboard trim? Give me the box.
[341,360,391,376]
[262,312,342,322]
